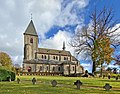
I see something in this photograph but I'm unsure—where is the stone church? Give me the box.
[23,20,84,75]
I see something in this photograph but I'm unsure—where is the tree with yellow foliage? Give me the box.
[0,52,13,70]
[93,36,114,75]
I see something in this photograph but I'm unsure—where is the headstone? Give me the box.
[108,73,110,79]
[103,75,105,79]
[108,75,110,79]
[32,77,36,85]
[17,78,20,84]
[116,76,118,80]
[8,76,11,82]
[51,80,57,87]
[103,83,112,91]
[74,80,82,89]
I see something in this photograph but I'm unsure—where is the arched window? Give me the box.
[53,67,55,71]
[30,38,33,43]
[46,66,49,71]
[40,66,42,71]
[58,67,61,71]
[73,67,74,71]
[45,55,46,59]
[42,55,43,59]
[56,56,58,60]
[64,57,66,60]
[53,56,55,59]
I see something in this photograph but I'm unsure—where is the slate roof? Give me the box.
[24,20,38,36]
[38,48,71,56]
[72,56,78,61]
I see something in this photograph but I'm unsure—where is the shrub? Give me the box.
[0,68,15,81]
[7,71,16,81]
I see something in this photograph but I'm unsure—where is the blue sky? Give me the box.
[0,0,120,72]
[46,0,120,38]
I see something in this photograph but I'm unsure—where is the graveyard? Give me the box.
[0,76,120,94]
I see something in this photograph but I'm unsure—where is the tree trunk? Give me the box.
[92,61,96,73]
[100,63,102,77]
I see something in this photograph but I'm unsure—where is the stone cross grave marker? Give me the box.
[74,80,82,89]
[103,83,112,91]
[51,80,57,87]
[17,78,20,84]
[32,77,36,85]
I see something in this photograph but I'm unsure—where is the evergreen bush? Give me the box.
[0,68,15,81]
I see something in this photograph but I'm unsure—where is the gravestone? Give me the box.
[32,77,36,85]
[74,80,82,89]
[17,78,20,84]
[108,75,110,79]
[116,76,118,80]
[103,83,112,91]
[108,73,110,79]
[103,75,105,79]
[51,80,57,87]
[7,76,11,82]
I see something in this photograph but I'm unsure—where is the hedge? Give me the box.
[0,69,15,81]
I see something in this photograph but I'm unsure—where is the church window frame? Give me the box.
[56,56,58,60]
[73,67,75,71]
[53,67,55,71]
[64,57,66,60]
[42,55,43,59]
[67,66,69,70]
[53,56,55,59]
[45,55,47,59]
[58,67,61,71]
[40,66,42,71]
[30,38,33,43]
[46,66,49,71]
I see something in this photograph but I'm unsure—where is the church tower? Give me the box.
[23,20,38,60]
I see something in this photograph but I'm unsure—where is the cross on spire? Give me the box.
[31,13,33,20]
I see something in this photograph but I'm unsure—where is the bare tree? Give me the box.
[71,7,120,73]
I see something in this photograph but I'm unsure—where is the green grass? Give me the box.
[0,76,120,94]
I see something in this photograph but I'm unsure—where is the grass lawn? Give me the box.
[0,76,120,94]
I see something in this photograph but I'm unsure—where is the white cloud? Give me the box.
[110,24,120,42]
[55,0,88,27]
[28,0,61,38]
[81,63,91,67]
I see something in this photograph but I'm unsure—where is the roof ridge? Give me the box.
[38,47,69,52]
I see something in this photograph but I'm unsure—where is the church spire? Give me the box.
[62,41,66,51]
[24,20,38,36]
